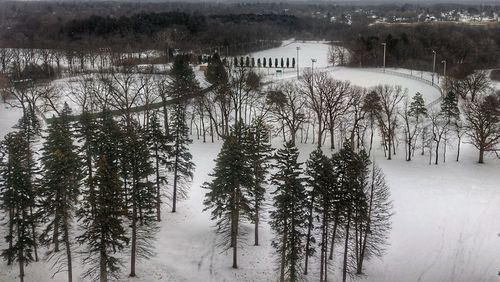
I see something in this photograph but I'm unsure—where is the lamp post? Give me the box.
[296,46,301,79]
[382,42,387,73]
[432,50,436,85]
[311,58,317,76]
[441,60,447,95]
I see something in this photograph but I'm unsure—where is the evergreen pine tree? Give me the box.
[203,131,253,269]
[0,131,36,282]
[76,111,99,214]
[14,110,41,262]
[439,91,460,163]
[206,53,228,88]
[362,91,382,157]
[146,111,172,221]
[332,143,369,282]
[169,105,194,213]
[38,106,83,282]
[243,121,272,246]
[440,91,460,122]
[304,148,337,281]
[77,111,128,282]
[121,119,157,277]
[270,141,308,282]
[409,92,428,119]
[168,55,197,213]
[408,92,429,158]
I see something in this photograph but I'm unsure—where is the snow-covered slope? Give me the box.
[1,41,499,281]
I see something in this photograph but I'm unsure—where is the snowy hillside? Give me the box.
[1,41,500,282]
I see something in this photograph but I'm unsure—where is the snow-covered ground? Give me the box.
[0,104,22,139]
[1,41,500,281]
[250,40,331,70]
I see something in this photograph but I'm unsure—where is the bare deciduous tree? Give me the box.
[267,82,307,146]
[463,94,500,163]
[374,85,405,160]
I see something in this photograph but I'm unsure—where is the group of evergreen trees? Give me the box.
[233,56,296,69]
[274,143,392,282]
[203,120,272,268]
[203,125,393,281]
[0,57,196,282]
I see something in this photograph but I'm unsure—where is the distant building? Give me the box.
[199,63,208,72]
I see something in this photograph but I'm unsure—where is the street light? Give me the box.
[296,46,301,79]
[432,50,437,85]
[382,42,387,73]
[311,58,317,76]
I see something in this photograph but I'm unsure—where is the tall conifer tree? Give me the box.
[270,141,308,282]
[203,131,253,269]
[38,106,82,282]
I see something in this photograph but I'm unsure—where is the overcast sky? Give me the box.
[155,0,499,4]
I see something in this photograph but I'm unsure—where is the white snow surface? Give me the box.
[0,41,499,281]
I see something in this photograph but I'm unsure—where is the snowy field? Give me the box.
[1,41,500,281]
[250,40,331,70]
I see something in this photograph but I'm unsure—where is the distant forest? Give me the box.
[1,1,500,76]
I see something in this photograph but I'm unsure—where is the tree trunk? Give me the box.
[368,121,374,157]
[254,201,259,246]
[130,201,137,277]
[154,142,161,220]
[478,148,485,164]
[172,132,180,213]
[30,207,38,262]
[324,219,329,281]
[358,170,375,274]
[330,119,335,150]
[387,125,392,160]
[342,211,351,282]
[53,214,60,252]
[279,228,287,282]
[18,225,24,282]
[232,189,239,269]
[319,211,326,282]
[422,129,426,156]
[100,243,108,282]
[210,117,214,143]
[443,134,447,163]
[201,113,206,143]
[63,212,73,282]
[317,116,323,148]
[304,194,314,275]
[19,256,24,282]
[435,140,440,165]
[8,208,13,265]
[290,128,296,146]
[456,137,461,162]
[329,216,338,260]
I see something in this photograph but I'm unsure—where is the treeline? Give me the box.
[64,12,207,39]
[346,23,500,77]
